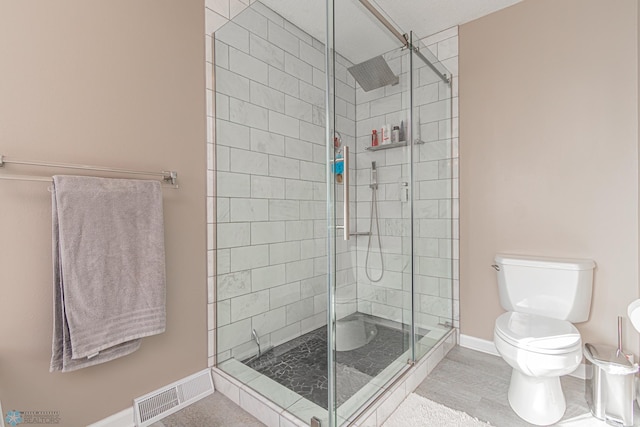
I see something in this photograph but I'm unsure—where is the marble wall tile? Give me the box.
[251,264,286,291]
[218,270,251,300]
[217,222,250,248]
[217,318,252,352]
[251,80,285,113]
[207,0,229,18]
[215,66,250,101]
[285,180,314,200]
[299,82,324,109]
[230,245,270,271]
[217,299,231,326]
[230,147,269,175]
[285,297,314,324]
[284,21,312,46]
[251,221,285,244]
[285,259,315,283]
[251,306,286,335]
[299,40,324,70]
[230,98,269,130]
[216,21,250,53]
[251,176,285,199]
[268,20,299,56]
[213,91,226,120]
[269,111,300,139]
[299,161,324,183]
[230,198,269,222]
[270,282,301,309]
[284,53,313,84]
[232,7,268,38]
[269,199,300,221]
[298,121,324,144]
[251,128,285,156]
[206,8,229,35]
[217,119,251,150]
[269,240,301,265]
[284,96,313,124]
[268,67,300,97]
[285,220,314,241]
[231,290,270,321]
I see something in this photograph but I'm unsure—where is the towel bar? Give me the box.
[0,154,178,187]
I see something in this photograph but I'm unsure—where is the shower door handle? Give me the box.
[343,146,350,241]
[336,146,350,241]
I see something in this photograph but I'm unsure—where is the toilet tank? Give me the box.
[495,254,595,323]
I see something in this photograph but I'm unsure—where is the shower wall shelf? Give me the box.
[365,141,407,151]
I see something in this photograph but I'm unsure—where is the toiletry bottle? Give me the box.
[381,124,390,145]
[392,125,400,144]
[399,120,405,142]
[371,129,378,147]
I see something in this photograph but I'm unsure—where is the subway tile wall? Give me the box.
[421,28,459,333]
[353,30,459,333]
[206,0,459,366]
[210,2,357,363]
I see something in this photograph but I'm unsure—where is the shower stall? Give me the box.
[212,1,455,425]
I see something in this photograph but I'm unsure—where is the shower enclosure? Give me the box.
[212,1,454,425]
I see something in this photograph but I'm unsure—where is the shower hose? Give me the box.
[365,185,384,282]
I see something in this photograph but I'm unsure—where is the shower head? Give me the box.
[347,55,399,92]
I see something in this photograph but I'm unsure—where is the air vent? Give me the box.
[133,369,214,427]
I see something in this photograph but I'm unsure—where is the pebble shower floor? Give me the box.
[244,314,421,409]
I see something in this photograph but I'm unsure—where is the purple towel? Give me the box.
[50,175,166,372]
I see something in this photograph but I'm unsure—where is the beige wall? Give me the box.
[0,1,207,425]
[460,0,639,350]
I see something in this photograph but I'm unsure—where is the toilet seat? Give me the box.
[495,312,581,355]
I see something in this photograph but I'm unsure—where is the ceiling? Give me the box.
[260,0,523,64]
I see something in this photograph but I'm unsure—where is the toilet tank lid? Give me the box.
[495,254,595,271]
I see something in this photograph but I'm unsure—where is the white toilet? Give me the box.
[493,254,595,426]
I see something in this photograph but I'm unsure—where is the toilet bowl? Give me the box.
[494,312,582,425]
[492,254,595,425]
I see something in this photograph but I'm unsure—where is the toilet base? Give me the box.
[508,369,566,426]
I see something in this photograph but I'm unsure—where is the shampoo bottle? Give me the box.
[381,124,390,145]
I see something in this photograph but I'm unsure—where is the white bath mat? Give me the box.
[383,393,492,427]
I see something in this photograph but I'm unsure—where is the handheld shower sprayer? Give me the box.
[370,161,378,189]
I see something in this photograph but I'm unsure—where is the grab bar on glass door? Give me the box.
[336,146,350,241]
[343,146,350,241]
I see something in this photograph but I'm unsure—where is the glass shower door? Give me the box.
[409,32,455,360]
[327,3,416,423]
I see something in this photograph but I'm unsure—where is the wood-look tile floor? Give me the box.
[152,346,634,426]
[417,346,637,427]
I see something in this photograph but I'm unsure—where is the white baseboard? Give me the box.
[459,334,499,356]
[87,407,135,427]
[459,334,586,380]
